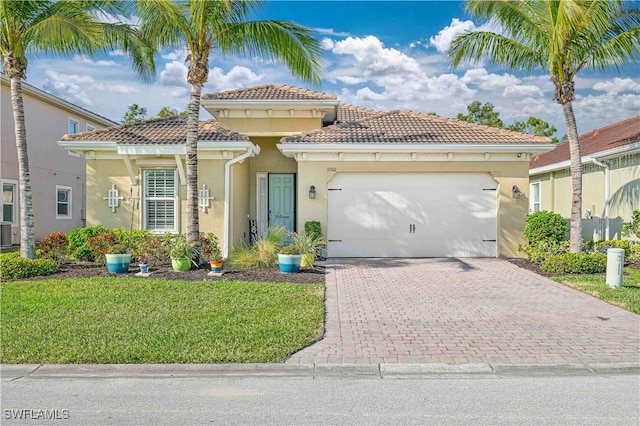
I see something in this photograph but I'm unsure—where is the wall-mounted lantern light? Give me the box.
[512,185,522,199]
[309,185,316,199]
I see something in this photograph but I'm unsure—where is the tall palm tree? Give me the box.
[0,0,155,258]
[449,0,639,252]
[136,0,322,253]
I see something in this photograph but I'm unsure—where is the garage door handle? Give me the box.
[328,239,342,242]
[483,239,496,242]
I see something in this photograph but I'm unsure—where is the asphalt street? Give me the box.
[2,374,639,425]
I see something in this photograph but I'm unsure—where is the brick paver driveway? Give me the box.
[287,258,639,365]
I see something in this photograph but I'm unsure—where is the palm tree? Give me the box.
[0,0,155,258]
[136,0,322,254]
[449,0,639,253]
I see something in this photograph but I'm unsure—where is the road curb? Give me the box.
[2,362,638,380]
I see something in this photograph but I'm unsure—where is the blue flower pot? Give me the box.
[278,254,302,273]
[106,253,132,274]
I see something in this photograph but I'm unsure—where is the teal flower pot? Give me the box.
[278,254,302,273]
[105,253,132,274]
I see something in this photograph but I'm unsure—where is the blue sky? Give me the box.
[25,0,639,137]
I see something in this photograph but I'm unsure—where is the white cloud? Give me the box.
[332,36,422,78]
[355,87,387,101]
[429,18,477,53]
[205,66,263,91]
[320,37,335,50]
[159,61,189,88]
[73,55,119,67]
[161,48,188,61]
[311,27,351,37]
[109,49,125,57]
[503,84,544,97]
[461,68,520,90]
[42,70,94,106]
[592,77,640,95]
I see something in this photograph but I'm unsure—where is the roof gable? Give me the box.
[60,116,249,144]
[282,110,553,145]
[202,84,337,101]
[530,116,640,169]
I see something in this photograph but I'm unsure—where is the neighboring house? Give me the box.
[529,116,640,241]
[1,74,117,245]
[58,84,554,258]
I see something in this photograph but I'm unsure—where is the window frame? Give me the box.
[530,181,541,213]
[1,179,18,225]
[86,124,96,132]
[68,117,81,157]
[55,185,72,219]
[143,169,178,233]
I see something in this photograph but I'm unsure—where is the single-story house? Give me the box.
[58,84,554,258]
[1,73,116,246]
[529,116,640,240]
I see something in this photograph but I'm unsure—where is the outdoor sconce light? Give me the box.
[512,185,522,199]
[309,185,316,199]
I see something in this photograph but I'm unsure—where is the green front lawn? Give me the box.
[1,278,324,364]
[553,268,640,314]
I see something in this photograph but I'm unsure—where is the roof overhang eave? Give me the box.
[278,142,556,156]
[530,141,640,175]
[56,140,257,155]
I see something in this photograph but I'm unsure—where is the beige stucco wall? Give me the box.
[531,154,639,238]
[1,81,112,243]
[218,117,323,135]
[230,158,250,248]
[295,160,531,258]
[86,157,236,249]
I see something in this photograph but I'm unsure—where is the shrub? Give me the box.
[629,244,640,263]
[227,226,288,269]
[304,221,322,240]
[86,232,120,264]
[133,234,168,266]
[524,211,568,245]
[0,256,58,280]
[200,232,222,261]
[67,225,106,261]
[522,239,569,264]
[594,240,631,259]
[541,253,607,274]
[622,210,640,239]
[38,231,68,265]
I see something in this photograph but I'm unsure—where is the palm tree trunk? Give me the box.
[10,77,36,258]
[561,101,583,253]
[185,82,201,258]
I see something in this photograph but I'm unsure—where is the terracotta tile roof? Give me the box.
[337,103,380,122]
[60,116,249,144]
[282,110,552,144]
[202,84,337,101]
[530,116,640,169]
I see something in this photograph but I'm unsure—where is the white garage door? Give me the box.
[327,173,498,257]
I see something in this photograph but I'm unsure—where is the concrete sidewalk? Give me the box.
[2,362,639,380]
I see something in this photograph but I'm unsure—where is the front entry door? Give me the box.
[268,173,295,232]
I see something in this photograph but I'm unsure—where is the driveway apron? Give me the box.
[287,258,639,365]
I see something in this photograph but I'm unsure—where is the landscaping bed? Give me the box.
[20,261,326,284]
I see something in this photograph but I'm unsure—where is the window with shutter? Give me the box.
[144,169,177,231]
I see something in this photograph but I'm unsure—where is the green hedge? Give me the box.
[0,255,58,280]
[541,253,607,274]
[524,211,568,245]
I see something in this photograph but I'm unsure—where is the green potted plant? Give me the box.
[278,245,302,273]
[293,232,321,268]
[200,232,223,273]
[169,234,198,272]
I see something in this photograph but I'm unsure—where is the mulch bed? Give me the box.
[23,262,325,284]
[509,257,640,278]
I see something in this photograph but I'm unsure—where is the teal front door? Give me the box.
[268,173,295,232]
